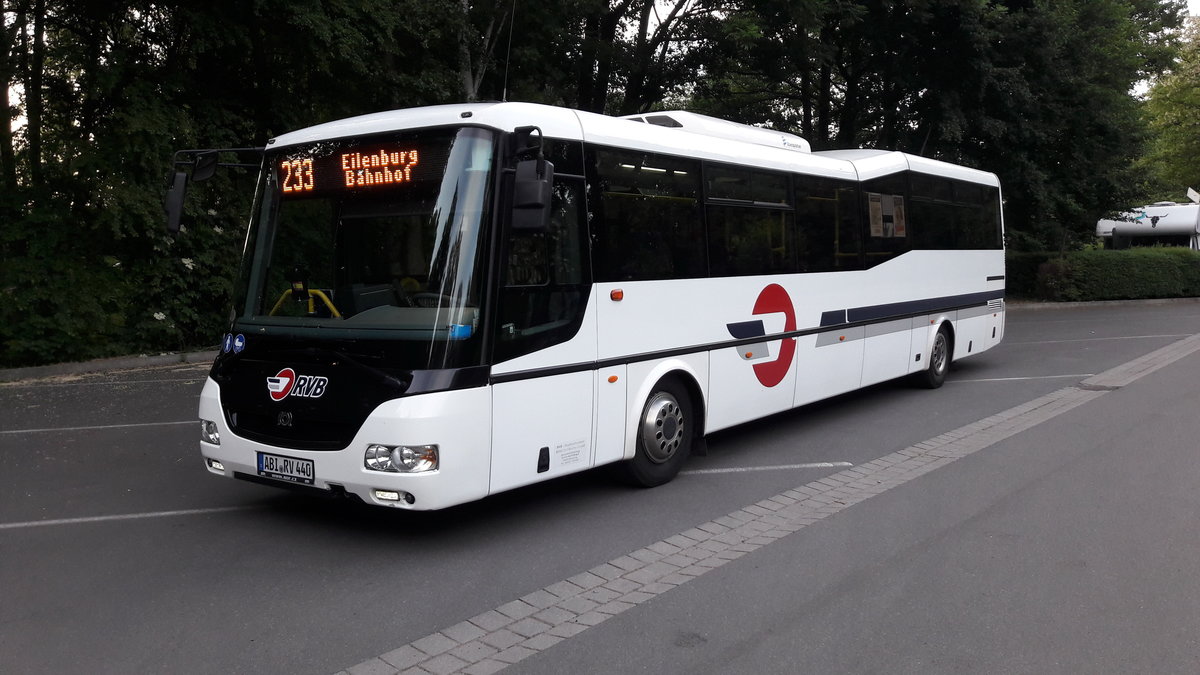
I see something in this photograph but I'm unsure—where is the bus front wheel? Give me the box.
[620,378,693,487]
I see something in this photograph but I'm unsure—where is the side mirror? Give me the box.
[164,171,188,233]
[511,158,555,231]
[192,152,219,183]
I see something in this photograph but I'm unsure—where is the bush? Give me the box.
[1032,248,1200,302]
[1005,252,1054,298]
[0,199,244,369]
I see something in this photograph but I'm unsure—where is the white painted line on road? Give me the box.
[336,331,1200,675]
[0,505,259,531]
[953,374,1094,383]
[4,377,207,388]
[1006,333,1190,345]
[682,462,853,475]
[0,420,195,435]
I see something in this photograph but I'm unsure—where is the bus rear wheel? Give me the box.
[916,325,952,389]
[620,378,693,487]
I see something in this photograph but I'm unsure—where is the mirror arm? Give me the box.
[163,147,264,233]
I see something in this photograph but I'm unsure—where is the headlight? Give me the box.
[364,444,438,473]
[393,445,438,473]
[364,444,392,472]
[201,419,220,445]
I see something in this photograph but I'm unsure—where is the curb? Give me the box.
[1006,297,1200,312]
[0,350,217,384]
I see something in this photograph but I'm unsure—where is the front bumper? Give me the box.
[198,378,492,511]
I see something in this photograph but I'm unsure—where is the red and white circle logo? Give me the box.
[267,368,296,401]
[724,284,797,388]
[266,368,329,402]
[750,284,797,388]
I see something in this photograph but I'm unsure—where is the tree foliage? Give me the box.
[691,0,1185,251]
[0,0,1188,367]
[1143,17,1200,201]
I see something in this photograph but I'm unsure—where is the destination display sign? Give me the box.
[276,135,451,199]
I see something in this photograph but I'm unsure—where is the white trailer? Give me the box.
[1097,200,1200,249]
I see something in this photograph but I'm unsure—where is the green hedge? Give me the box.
[1010,248,1200,302]
[1005,252,1054,298]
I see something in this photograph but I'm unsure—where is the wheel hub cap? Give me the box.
[641,393,684,464]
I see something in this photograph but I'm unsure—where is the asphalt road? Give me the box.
[3,301,1200,674]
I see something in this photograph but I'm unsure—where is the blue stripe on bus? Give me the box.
[726,320,766,339]
[819,310,846,327]
[846,290,1004,323]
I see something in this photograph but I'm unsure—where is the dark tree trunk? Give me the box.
[0,0,19,192]
[27,0,45,191]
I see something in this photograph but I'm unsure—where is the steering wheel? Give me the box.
[410,293,453,308]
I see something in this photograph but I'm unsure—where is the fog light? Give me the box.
[363,444,439,473]
[207,458,225,472]
[201,419,220,445]
[374,489,416,505]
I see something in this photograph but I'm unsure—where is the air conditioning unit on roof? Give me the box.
[621,111,811,153]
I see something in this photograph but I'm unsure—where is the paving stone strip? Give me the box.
[338,333,1200,675]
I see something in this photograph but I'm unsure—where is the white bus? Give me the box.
[172,102,1005,511]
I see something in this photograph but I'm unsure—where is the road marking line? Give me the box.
[1005,333,1190,345]
[0,506,258,531]
[0,420,195,435]
[953,374,1094,383]
[3,377,207,388]
[338,332,1200,675]
[682,462,853,475]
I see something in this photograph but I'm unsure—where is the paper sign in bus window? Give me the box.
[869,193,907,238]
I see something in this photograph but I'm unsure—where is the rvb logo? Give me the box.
[266,367,328,402]
[725,283,797,388]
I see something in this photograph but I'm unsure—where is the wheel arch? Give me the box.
[923,315,956,363]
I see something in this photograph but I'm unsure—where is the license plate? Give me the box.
[257,452,315,485]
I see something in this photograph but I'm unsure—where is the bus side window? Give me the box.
[705,163,795,277]
[493,177,589,363]
[862,173,910,268]
[590,148,704,282]
[796,176,860,272]
[707,207,795,276]
[910,173,957,250]
[910,175,1003,251]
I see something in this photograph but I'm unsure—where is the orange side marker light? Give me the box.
[610,289,624,301]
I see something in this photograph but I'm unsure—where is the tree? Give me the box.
[1143,18,1200,201]
[687,0,1185,250]
[0,0,470,366]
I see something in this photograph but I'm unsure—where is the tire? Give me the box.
[916,325,952,389]
[619,378,694,487]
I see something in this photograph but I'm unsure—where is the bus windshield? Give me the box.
[235,127,495,369]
